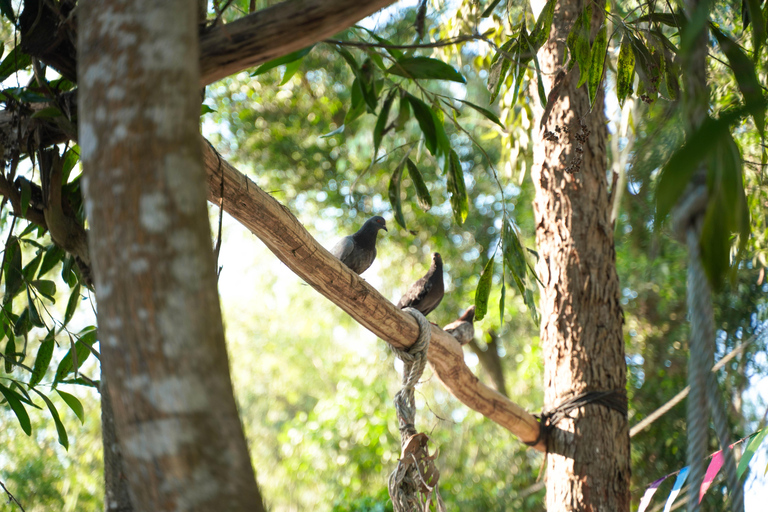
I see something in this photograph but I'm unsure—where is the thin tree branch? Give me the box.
[199,0,399,86]
[200,138,544,450]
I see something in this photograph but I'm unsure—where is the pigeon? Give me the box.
[330,216,388,274]
[443,306,476,345]
[397,252,444,316]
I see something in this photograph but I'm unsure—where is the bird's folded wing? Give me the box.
[330,236,354,261]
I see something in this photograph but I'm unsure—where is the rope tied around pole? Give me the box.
[672,182,744,512]
[388,307,445,512]
[523,389,628,448]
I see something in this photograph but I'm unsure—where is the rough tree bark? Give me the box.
[78,1,265,511]
[531,1,630,511]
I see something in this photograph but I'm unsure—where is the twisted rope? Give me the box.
[675,185,743,512]
[388,307,444,512]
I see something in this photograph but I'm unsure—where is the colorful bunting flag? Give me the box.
[663,467,689,512]
[637,476,669,512]
[699,450,724,502]
[635,428,767,512]
[737,429,767,479]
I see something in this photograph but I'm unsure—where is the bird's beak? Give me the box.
[383,226,388,232]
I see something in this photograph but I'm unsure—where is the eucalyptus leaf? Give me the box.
[388,159,406,229]
[0,382,31,435]
[56,389,85,424]
[251,45,314,76]
[30,388,68,449]
[711,25,765,136]
[406,94,437,156]
[387,57,466,83]
[474,252,495,321]
[447,150,468,225]
[29,336,54,387]
[588,24,608,108]
[405,159,432,210]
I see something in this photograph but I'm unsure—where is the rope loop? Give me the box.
[388,308,444,512]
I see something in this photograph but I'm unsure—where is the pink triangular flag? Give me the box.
[638,476,669,512]
[699,450,725,502]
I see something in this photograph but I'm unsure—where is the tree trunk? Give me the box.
[101,379,133,512]
[78,2,265,511]
[531,1,630,511]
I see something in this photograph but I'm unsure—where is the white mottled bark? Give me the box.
[78,1,265,510]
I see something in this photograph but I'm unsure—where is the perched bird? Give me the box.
[443,306,476,345]
[397,252,444,316]
[330,216,388,274]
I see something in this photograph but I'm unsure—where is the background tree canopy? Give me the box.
[0,0,767,511]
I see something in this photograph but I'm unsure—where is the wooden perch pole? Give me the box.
[201,140,544,451]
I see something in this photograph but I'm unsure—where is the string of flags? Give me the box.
[637,428,768,512]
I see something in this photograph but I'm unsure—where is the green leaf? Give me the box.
[199,104,216,116]
[405,159,432,210]
[629,12,686,29]
[22,250,42,283]
[566,3,592,86]
[388,159,406,229]
[38,244,65,278]
[0,382,31,435]
[447,150,469,225]
[251,45,314,76]
[373,90,396,157]
[64,283,81,326]
[0,46,31,82]
[699,191,730,291]
[455,99,503,127]
[29,335,54,387]
[27,287,44,328]
[60,146,80,185]
[711,25,765,136]
[4,237,23,303]
[279,59,302,86]
[345,79,366,124]
[588,23,608,108]
[4,336,15,373]
[522,30,547,108]
[499,279,506,325]
[0,0,14,22]
[628,34,660,100]
[54,330,98,384]
[744,0,766,59]
[30,388,68,449]
[396,94,410,129]
[431,108,451,158]
[406,93,437,155]
[488,38,517,103]
[503,219,528,295]
[336,48,377,112]
[474,252,495,321]
[655,110,745,225]
[31,280,56,302]
[387,57,466,83]
[529,0,557,49]
[481,0,503,18]
[31,106,63,119]
[61,254,77,287]
[737,429,768,479]
[56,389,85,424]
[13,308,29,336]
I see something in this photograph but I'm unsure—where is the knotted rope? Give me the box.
[388,307,444,512]
[673,184,743,512]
